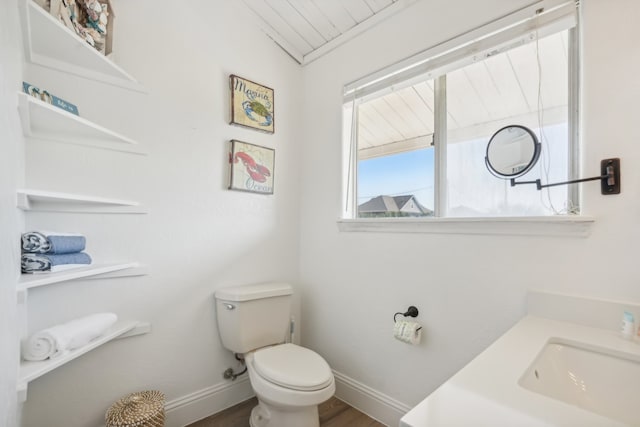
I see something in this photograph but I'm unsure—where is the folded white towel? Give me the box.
[22,313,118,361]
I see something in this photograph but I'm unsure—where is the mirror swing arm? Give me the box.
[510,158,621,195]
[486,125,621,195]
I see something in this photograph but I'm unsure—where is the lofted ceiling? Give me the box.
[242,1,572,161]
[241,0,418,65]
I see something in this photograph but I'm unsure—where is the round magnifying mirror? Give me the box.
[485,125,541,178]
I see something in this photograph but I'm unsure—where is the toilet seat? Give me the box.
[253,343,333,391]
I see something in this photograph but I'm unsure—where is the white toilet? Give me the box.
[215,282,335,427]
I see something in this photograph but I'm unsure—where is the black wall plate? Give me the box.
[601,158,620,195]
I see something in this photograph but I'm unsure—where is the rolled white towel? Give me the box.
[22,313,118,361]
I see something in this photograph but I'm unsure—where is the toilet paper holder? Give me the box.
[394,306,419,324]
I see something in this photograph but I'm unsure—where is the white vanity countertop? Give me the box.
[400,315,640,427]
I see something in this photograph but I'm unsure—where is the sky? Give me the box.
[358,148,435,210]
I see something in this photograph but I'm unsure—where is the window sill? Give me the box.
[336,216,595,237]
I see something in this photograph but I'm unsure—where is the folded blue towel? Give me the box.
[22,231,86,254]
[21,252,92,273]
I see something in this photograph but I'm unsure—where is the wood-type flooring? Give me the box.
[187,396,386,427]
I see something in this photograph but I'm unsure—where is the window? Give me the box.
[343,1,579,220]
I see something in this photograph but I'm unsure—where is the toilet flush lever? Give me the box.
[223,303,235,310]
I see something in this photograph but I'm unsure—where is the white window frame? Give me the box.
[338,0,593,236]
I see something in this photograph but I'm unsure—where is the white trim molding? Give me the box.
[333,370,411,427]
[164,378,254,427]
[163,370,410,427]
[337,216,594,237]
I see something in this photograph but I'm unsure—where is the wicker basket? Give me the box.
[105,390,165,427]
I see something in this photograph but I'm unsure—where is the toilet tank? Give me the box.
[215,282,293,354]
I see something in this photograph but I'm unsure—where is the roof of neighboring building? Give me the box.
[358,195,432,214]
[359,195,399,213]
[393,195,413,210]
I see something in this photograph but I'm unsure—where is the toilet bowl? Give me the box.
[245,343,335,427]
[214,282,335,427]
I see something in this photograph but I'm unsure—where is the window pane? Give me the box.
[358,149,434,217]
[354,82,435,217]
[446,30,570,216]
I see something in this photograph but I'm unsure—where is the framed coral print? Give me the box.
[230,75,274,134]
[229,140,275,194]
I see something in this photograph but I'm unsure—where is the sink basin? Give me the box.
[519,338,640,425]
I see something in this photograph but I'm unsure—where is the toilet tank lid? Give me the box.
[215,282,293,301]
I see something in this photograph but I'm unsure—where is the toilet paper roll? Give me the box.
[394,320,422,345]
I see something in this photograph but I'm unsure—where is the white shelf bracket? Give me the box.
[117,322,152,339]
[17,382,27,403]
[17,288,27,305]
[16,192,30,210]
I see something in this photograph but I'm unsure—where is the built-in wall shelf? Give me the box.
[18,262,142,292]
[17,320,151,402]
[83,264,149,280]
[18,0,145,92]
[14,0,150,407]
[17,189,147,214]
[18,93,146,154]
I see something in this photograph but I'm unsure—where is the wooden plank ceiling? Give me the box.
[241,0,415,64]
[241,1,570,160]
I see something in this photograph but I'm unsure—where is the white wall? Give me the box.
[13,1,302,426]
[6,0,640,425]
[0,2,24,427]
[298,0,640,419]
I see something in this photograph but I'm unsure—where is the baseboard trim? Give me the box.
[164,377,254,427]
[164,370,410,427]
[333,370,411,427]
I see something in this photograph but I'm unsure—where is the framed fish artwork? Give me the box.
[229,75,274,134]
[229,140,275,195]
